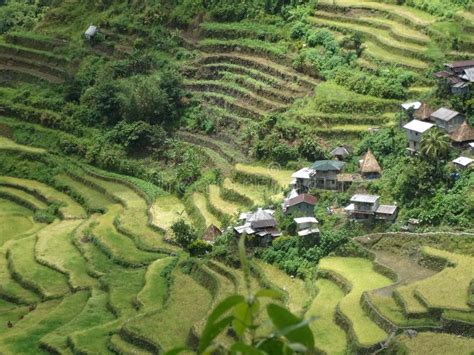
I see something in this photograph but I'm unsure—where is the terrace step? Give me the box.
[313,10,430,45]
[307,16,431,62]
[0,186,48,212]
[40,289,115,353]
[35,219,97,291]
[0,64,64,84]
[208,184,243,218]
[0,291,89,353]
[69,319,121,354]
[363,41,428,70]
[7,236,71,300]
[192,91,265,120]
[0,42,68,67]
[198,52,321,89]
[136,257,175,310]
[185,79,286,111]
[109,334,153,355]
[191,192,221,229]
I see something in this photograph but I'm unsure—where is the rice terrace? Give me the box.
[0,0,473,354]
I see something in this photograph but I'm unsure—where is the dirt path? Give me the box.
[371,250,436,296]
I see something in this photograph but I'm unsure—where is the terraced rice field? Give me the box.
[0,136,46,154]
[150,194,189,231]
[396,247,474,312]
[396,332,474,355]
[308,279,347,354]
[234,163,293,188]
[192,191,221,228]
[319,257,393,348]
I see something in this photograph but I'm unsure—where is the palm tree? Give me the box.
[420,128,450,161]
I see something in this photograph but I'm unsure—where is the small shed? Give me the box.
[85,25,98,40]
[452,156,473,169]
[360,150,381,179]
[202,224,222,244]
[330,146,350,160]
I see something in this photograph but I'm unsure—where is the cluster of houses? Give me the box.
[401,102,474,169]
[205,59,474,247]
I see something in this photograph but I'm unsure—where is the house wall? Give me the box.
[353,200,379,213]
[434,115,464,133]
[310,171,339,190]
[287,203,315,217]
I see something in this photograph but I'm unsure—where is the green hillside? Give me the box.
[0,0,473,353]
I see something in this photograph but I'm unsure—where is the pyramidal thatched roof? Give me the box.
[450,121,474,143]
[202,224,222,242]
[414,102,434,121]
[360,150,382,174]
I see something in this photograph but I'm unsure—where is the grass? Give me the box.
[0,291,89,354]
[254,260,310,315]
[102,268,146,318]
[410,247,474,311]
[55,174,114,212]
[150,195,189,231]
[307,279,347,355]
[319,257,393,347]
[0,176,86,219]
[234,163,293,188]
[0,136,46,154]
[394,285,430,315]
[192,192,220,228]
[208,184,242,217]
[136,257,175,310]
[40,289,115,353]
[0,244,41,304]
[0,199,42,247]
[91,204,162,267]
[83,173,177,252]
[0,185,49,211]
[363,41,428,69]
[396,332,474,355]
[69,319,121,354]
[368,292,439,327]
[8,236,70,299]
[35,219,97,290]
[223,178,273,206]
[124,267,212,351]
[198,38,289,60]
[109,334,152,355]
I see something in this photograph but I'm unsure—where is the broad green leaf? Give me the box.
[267,304,314,349]
[199,295,244,352]
[232,302,252,338]
[257,337,288,355]
[199,316,233,353]
[231,342,265,355]
[255,289,284,300]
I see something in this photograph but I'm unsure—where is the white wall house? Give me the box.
[403,119,434,153]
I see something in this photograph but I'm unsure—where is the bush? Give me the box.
[171,219,198,249]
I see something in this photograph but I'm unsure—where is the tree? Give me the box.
[171,219,197,249]
[420,128,450,162]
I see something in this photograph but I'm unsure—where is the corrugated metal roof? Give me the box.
[452,156,474,167]
[431,107,460,122]
[401,101,421,110]
[294,217,318,224]
[291,167,314,179]
[376,205,397,215]
[350,194,380,203]
[403,119,434,133]
[330,146,349,156]
[311,160,346,171]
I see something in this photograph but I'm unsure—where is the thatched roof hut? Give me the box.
[202,224,222,244]
[450,121,474,143]
[360,150,381,178]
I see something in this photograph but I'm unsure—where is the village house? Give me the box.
[431,108,465,133]
[330,146,350,161]
[449,121,474,147]
[403,119,434,153]
[359,150,382,179]
[283,193,317,216]
[294,217,319,237]
[310,160,346,190]
[401,101,433,122]
[84,25,98,40]
[291,167,314,192]
[344,194,398,222]
[434,60,474,95]
[234,208,281,245]
[202,224,222,245]
[452,156,473,170]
